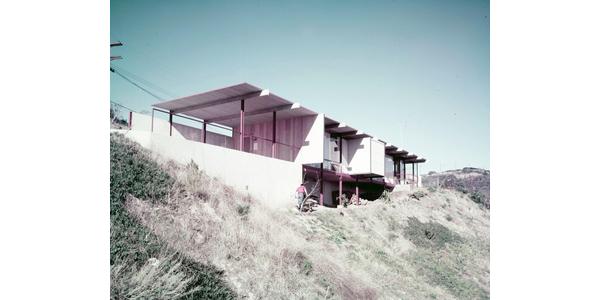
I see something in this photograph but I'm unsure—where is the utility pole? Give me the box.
[111,41,123,61]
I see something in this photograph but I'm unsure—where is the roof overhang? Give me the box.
[153,83,317,127]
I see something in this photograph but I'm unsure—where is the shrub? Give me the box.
[409,190,427,201]
[379,190,392,203]
[402,217,462,250]
[236,204,250,218]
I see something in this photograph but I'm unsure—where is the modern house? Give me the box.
[122,83,426,208]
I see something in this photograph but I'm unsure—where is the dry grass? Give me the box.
[123,156,489,299]
[116,134,489,299]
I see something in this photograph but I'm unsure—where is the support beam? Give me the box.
[328,130,358,137]
[339,176,343,207]
[169,112,173,136]
[170,89,269,114]
[403,163,406,182]
[272,111,276,158]
[151,108,155,132]
[319,163,324,206]
[339,136,343,164]
[416,163,419,187]
[202,122,207,143]
[128,111,132,129]
[239,100,245,151]
[355,178,360,205]
[412,163,415,186]
[205,103,299,123]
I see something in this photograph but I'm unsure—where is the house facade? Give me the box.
[124,83,425,208]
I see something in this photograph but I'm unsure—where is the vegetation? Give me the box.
[409,190,428,201]
[110,133,490,299]
[110,133,235,299]
[422,167,490,209]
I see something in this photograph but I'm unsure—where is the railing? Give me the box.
[110,101,135,129]
[151,108,301,162]
[323,159,347,174]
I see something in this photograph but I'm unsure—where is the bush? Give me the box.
[236,204,250,218]
[379,190,392,203]
[409,190,427,201]
[402,217,462,250]
[469,192,490,209]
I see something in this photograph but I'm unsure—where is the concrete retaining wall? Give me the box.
[116,130,302,209]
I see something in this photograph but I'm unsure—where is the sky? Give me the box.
[110,0,489,173]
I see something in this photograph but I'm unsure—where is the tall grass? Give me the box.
[112,132,489,299]
[110,133,235,299]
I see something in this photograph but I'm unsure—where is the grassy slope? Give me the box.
[110,133,236,299]
[113,133,490,299]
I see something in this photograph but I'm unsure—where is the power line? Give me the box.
[110,67,165,101]
[111,66,177,98]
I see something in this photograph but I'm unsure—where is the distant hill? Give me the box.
[422,167,490,209]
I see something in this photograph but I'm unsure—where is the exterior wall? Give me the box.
[345,137,385,176]
[118,130,302,209]
[370,139,385,176]
[295,114,324,164]
[130,112,233,148]
[322,181,336,207]
[384,155,394,179]
[341,138,349,166]
[346,137,372,174]
[232,114,321,162]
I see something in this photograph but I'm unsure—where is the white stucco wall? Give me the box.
[295,113,324,164]
[346,137,371,174]
[370,139,385,176]
[117,130,302,209]
[345,137,385,176]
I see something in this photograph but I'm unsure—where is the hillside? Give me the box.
[110,133,490,299]
[422,168,490,209]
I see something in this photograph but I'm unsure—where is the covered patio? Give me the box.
[151,83,318,162]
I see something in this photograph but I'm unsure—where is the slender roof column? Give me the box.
[169,112,173,136]
[128,111,132,129]
[319,163,324,206]
[272,111,276,158]
[412,163,415,187]
[339,176,343,207]
[202,122,207,143]
[239,99,245,151]
[151,108,155,132]
[355,178,360,205]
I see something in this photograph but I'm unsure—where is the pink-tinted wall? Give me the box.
[233,115,315,161]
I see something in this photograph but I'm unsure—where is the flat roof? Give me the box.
[153,83,317,127]
[153,82,425,162]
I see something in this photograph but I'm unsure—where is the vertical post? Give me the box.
[412,163,415,186]
[319,162,324,206]
[151,108,154,132]
[272,111,276,157]
[339,176,343,207]
[239,99,245,151]
[128,111,132,129]
[202,122,207,143]
[403,162,406,183]
[416,163,419,187]
[355,178,360,205]
[169,112,173,136]
[339,136,343,164]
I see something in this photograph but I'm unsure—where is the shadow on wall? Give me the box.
[233,115,316,162]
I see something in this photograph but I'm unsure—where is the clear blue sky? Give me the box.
[110,0,489,173]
